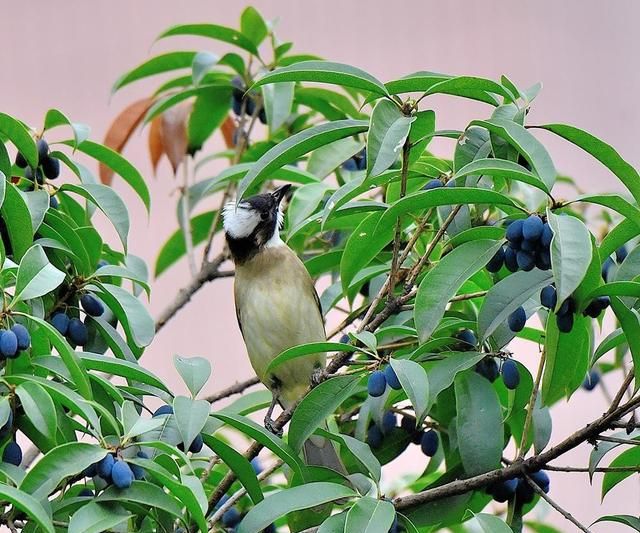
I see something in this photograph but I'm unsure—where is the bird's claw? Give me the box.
[311,367,326,387]
[264,416,283,437]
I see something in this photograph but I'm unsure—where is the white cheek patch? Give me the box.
[265,206,285,248]
[222,201,262,239]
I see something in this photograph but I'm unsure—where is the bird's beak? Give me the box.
[271,184,292,205]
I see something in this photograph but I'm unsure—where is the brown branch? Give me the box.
[543,464,640,473]
[393,392,640,511]
[596,435,640,446]
[524,474,592,532]
[607,369,635,414]
[203,377,260,403]
[155,252,229,333]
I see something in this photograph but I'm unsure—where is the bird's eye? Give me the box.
[260,212,269,221]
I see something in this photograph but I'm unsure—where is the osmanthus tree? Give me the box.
[1,6,640,533]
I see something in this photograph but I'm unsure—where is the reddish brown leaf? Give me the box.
[148,116,164,175]
[221,115,235,149]
[160,102,192,175]
[100,97,154,185]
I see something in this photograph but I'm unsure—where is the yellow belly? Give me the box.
[234,246,326,407]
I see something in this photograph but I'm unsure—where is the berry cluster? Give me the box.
[0,323,31,360]
[476,357,520,390]
[231,76,267,124]
[152,405,204,453]
[341,148,367,172]
[85,450,147,490]
[486,470,550,504]
[488,215,553,273]
[367,365,402,398]
[15,138,61,187]
[367,410,441,459]
[49,293,105,347]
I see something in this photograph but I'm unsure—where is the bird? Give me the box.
[222,183,344,472]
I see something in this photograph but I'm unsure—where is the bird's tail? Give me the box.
[302,433,346,474]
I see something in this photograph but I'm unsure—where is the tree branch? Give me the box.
[524,474,592,532]
[393,392,640,511]
[517,348,546,460]
[203,377,261,403]
[155,252,229,333]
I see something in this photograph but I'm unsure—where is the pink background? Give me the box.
[2,1,639,530]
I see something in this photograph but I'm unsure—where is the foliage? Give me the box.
[0,5,639,533]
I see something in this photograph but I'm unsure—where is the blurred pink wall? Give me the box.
[2,1,639,530]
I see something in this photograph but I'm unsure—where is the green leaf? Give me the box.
[213,412,304,475]
[455,371,503,475]
[113,51,197,91]
[289,374,360,452]
[202,434,263,504]
[478,269,553,342]
[452,158,550,195]
[237,482,356,533]
[191,51,219,85]
[415,240,503,343]
[425,351,485,409]
[65,140,150,211]
[92,283,154,348]
[23,316,93,400]
[266,342,359,374]
[547,211,592,307]
[588,430,640,481]
[0,112,37,168]
[238,119,368,200]
[173,396,210,450]
[602,446,640,499]
[532,396,552,454]
[0,485,54,533]
[471,513,514,532]
[60,183,129,251]
[367,99,414,177]
[68,501,131,533]
[408,110,435,166]
[174,355,211,398]
[188,86,231,152]
[609,297,640,387]
[320,430,381,483]
[2,182,34,260]
[390,359,429,424]
[78,352,168,391]
[377,187,518,231]
[145,84,228,123]
[43,108,90,149]
[254,60,389,96]
[340,210,394,292]
[240,6,269,46]
[98,481,184,519]
[158,24,259,56]
[541,313,591,406]
[12,244,65,303]
[20,442,106,498]
[537,123,640,205]
[469,119,556,188]
[318,512,348,533]
[593,515,640,531]
[262,81,295,133]
[573,194,640,233]
[307,137,364,179]
[345,497,396,533]
[15,382,56,441]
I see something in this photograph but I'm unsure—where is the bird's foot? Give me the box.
[311,367,326,387]
[264,415,283,437]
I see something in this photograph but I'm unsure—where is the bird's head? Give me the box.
[222,184,291,263]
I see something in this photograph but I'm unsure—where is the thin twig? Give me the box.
[524,474,592,532]
[208,459,284,529]
[543,464,640,473]
[181,156,198,277]
[518,348,546,460]
[596,435,640,446]
[203,377,261,403]
[404,204,463,289]
[608,369,635,414]
[155,252,228,333]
